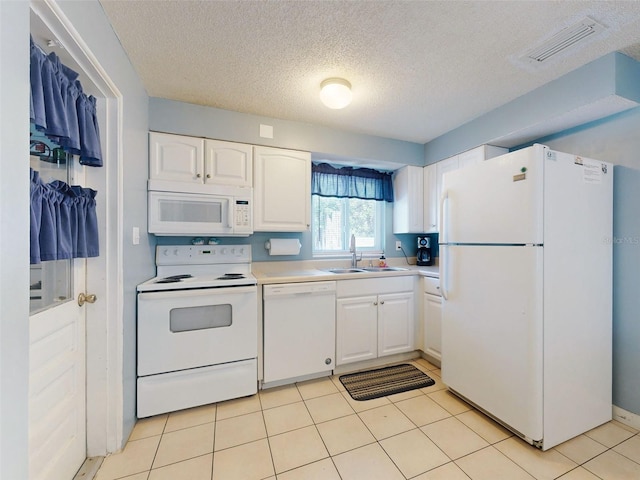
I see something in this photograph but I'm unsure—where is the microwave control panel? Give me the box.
[235,200,251,227]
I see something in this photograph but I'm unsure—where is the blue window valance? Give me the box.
[311,163,394,202]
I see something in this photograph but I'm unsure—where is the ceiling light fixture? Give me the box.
[320,78,352,109]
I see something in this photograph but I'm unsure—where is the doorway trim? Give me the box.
[30,0,124,455]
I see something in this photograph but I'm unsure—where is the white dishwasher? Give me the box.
[263,281,336,385]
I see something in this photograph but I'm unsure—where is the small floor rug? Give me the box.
[339,363,435,401]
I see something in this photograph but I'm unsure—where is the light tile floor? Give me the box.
[95,359,640,480]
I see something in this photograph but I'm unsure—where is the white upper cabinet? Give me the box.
[149,132,204,184]
[428,144,508,232]
[423,163,438,233]
[204,139,252,187]
[458,144,508,169]
[435,155,460,229]
[253,146,311,232]
[149,133,253,189]
[393,165,424,234]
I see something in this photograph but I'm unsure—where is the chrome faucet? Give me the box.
[350,234,362,267]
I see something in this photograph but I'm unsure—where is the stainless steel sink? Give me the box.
[362,266,408,272]
[325,266,408,274]
[326,268,366,274]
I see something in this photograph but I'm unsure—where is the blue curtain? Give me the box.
[30,36,103,167]
[312,163,394,202]
[30,169,99,264]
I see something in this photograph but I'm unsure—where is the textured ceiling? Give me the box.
[98,0,640,144]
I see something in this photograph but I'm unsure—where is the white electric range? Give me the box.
[136,245,258,418]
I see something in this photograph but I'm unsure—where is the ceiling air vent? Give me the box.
[523,17,606,64]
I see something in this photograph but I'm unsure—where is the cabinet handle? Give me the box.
[196,173,202,178]
[206,174,211,178]
[325,358,332,365]
[380,301,385,305]
[373,301,378,306]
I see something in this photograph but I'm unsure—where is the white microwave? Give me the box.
[148,190,253,236]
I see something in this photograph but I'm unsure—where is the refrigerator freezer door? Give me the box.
[441,244,543,442]
[441,145,544,245]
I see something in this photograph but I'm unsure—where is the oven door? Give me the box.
[137,285,257,376]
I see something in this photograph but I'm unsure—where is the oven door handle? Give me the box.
[138,285,257,301]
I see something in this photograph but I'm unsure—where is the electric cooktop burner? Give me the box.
[217,273,245,280]
[155,274,193,284]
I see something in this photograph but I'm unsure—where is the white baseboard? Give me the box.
[612,405,640,431]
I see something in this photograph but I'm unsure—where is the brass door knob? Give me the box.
[78,293,97,306]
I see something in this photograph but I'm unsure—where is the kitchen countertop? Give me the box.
[252,260,438,285]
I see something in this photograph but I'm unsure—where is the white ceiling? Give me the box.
[98,0,640,144]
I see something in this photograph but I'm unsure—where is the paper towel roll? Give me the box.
[266,238,302,256]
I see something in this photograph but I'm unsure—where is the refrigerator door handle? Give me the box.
[440,245,449,300]
[439,190,449,244]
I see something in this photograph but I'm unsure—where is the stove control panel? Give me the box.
[156,245,252,265]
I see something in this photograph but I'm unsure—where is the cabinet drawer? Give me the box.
[423,276,441,296]
[337,276,414,297]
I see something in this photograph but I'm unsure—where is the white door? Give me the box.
[149,132,204,183]
[336,296,378,365]
[441,244,543,441]
[253,146,311,232]
[29,260,87,480]
[204,139,252,187]
[441,145,544,244]
[423,293,442,362]
[378,292,414,357]
[28,158,90,480]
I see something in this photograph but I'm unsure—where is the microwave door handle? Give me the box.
[227,200,234,228]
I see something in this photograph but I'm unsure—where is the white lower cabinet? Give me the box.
[378,293,415,357]
[336,277,415,366]
[422,277,442,363]
[336,296,378,365]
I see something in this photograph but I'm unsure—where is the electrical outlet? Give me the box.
[395,241,402,251]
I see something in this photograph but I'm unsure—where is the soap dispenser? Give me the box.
[378,254,387,267]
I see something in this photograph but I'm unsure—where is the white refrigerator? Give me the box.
[439,144,613,450]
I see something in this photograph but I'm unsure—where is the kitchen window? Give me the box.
[311,162,392,256]
[312,195,384,254]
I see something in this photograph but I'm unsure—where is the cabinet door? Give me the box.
[393,165,423,233]
[423,292,442,362]
[457,146,485,169]
[336,296,378,365]
[423,164,438,233]
[378,292,415,357]
[253,146,311,232]
[149,132,204,183]
[204,140,252,187]
[435,156,459,231]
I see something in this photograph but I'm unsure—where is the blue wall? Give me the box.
[155,202,435,261]
[612,166,640,414]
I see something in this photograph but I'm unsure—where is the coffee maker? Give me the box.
[416,236,433,266]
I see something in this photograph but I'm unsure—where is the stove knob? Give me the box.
[230,248,236,254]
[162,249,170,256]
[221,248,227,255]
